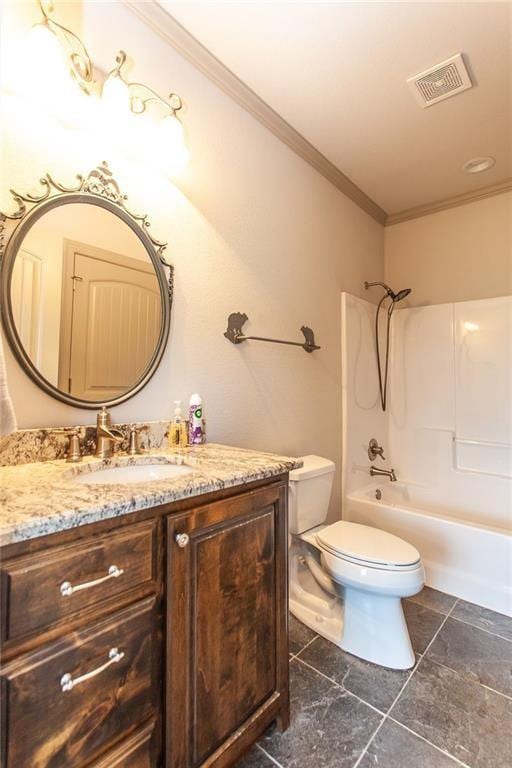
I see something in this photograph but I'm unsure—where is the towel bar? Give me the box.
[224,312,320,353]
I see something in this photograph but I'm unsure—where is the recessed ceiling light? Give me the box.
[462,156,496,174]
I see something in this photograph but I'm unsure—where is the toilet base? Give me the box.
[340,587,415,669]
[290,590,415,670]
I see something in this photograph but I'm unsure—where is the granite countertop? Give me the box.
[0,443,302,547]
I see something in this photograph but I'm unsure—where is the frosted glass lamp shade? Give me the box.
[157,113,189,175]
[102,74,130,117]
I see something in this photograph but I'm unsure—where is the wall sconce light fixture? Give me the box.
[35,0,94,95]
[103,51,189,173]
[25,0,188,174]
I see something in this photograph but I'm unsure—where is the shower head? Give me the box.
[364,281,411,303]
[392,288,412,303]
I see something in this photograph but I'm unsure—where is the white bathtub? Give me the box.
[344,484,512,617]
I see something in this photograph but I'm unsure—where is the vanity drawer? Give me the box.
[2,520,157,642]
[89,719,157,768]
[0,597,157,768]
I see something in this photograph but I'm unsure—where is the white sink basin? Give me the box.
[73,463,195,485]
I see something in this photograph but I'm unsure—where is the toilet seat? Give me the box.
[321,549,421,572]
[315,521,421,571]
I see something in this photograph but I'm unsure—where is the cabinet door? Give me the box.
[166,483,288,768]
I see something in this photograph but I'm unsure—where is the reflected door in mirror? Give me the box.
[10,250,42,366]
[59,244,160,400]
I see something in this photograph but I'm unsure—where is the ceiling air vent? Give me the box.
[407,53,472,108]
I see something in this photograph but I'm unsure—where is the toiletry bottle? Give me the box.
[169,400,183,447]
[188,393,204,445]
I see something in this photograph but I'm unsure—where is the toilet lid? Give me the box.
[316,521,421,567]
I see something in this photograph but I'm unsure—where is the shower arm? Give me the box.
[364,281,393,296]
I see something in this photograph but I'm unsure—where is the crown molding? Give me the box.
[123,2,511,229]
[124,0,387,226]
[386,179,512,226]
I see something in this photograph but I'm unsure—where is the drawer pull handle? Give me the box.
[175,533,190,548]
[60,647,125,693]
[60,564,124,597]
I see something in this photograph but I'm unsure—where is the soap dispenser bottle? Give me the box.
[169,400,184,447]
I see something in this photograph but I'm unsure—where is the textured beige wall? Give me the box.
[0,2,384,514]
[385,192,512,306]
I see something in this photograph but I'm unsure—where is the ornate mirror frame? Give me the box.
[0,162,173,408]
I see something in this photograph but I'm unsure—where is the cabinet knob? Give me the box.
[175,532,190,548]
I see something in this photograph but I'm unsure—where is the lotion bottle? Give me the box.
[169,400,183,447]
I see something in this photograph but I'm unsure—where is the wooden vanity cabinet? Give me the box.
[0,476,289,768]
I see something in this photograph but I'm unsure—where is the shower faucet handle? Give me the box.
[368,438,385,461]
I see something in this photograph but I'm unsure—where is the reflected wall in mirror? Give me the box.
[1,164,172,408]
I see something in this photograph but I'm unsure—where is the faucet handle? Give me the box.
[66,427,83,463]
[54,427,84,462]
[128,425,142,456]
[368,438,385,461]
[54,426,84,464]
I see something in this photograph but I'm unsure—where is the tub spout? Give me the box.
[370,465,397,482]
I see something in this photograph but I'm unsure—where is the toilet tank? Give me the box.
[288,455,336,534]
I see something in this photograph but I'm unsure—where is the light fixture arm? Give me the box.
[108,49,183,116]
[38,0,94,91]
[128,81,183,115]
[106,49,128,80]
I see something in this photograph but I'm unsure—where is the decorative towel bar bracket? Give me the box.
[224,313,321,353]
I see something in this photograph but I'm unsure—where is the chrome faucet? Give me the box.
[370,465,397,482]
[95,407,124,459]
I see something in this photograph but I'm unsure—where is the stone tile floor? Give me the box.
[236,587,512,768]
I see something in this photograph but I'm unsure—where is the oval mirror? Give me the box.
[1,177,171,408]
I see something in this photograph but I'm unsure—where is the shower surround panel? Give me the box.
[341,293,512,616]
[389,296,511,530]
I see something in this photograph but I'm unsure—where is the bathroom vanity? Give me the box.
[0,445,298,767]
[0,164,298,765]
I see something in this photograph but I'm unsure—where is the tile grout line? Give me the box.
[407,595,458,617]
[353,598,460,768]
[386,718,472,768]
[447,614,512,644]
[352,714,386,768]
[479,681,512,702]
[415,596,459,661]
[409,594,512,643]
[293,633,319,658]
[255,743,285,767]
[415,600,512,703]
[427,657,512,703]
[292,654,386,716]
[352,647,422,768]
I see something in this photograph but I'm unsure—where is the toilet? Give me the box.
[289,455,425,669]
